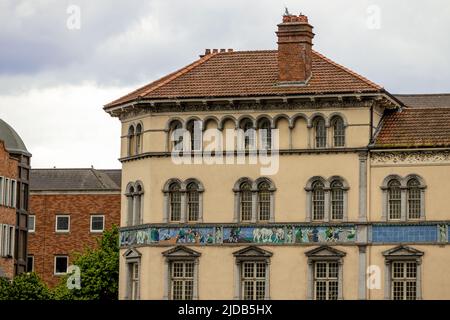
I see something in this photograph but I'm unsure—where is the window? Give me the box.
[392,261,417,300]
[127,125,135,156]
[186,183,199,221]
[169,120,183,151]
[131,263,140,300]
[55,215,70,232]
[330,180,344,220]
[4,178,9,206]
[186,120,202,151]
[258,182,270,221]
[240,182,252,222]
[135,123,143,154]
[407,179,421,219]
[170,182,182,222]
[162,246,200,300]
[241,119,255,151]
[27,255,34,272]
[314,117,326,148]
[10,180,16,208]
[171,261,194,300]
[54,256,68,275]
[258,119,272,150]
[28,215,35,233]
[0,224,14,257]
[312,181,325,220]
[90,215,105,232]
[331,116,345,147]
[388,180,401,220]
[314,261,339,300]
[242,262,266,300]
[0,176,3,206]
[233,246,271,300]
[126,182,144,226]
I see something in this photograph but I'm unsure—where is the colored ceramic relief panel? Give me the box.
[119,225,357,247]
[372,225,437,243]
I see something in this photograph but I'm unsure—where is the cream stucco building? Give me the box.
[104,13,450,300]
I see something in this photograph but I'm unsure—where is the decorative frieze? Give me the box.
[371,150,450,165]
[119,224,357,247]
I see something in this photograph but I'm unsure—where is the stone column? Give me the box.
[358,246,367,300]
[163,193,169,223]
[251,191,258,223]
[384,261,391,300]
[233,191,240,223]
[234,262,240,300]
[265,262,270,300]
[416,260,422,300]
[420,189,426,220]
[305,191,312,222]
[324,189,330,222]
[338,260,344,300]
[288,127,293,149]
[163,260,170,300]
[269,193,275,222]
[358,152,368,222]
[193,260,199,300]
[381,189,387,221]
[181,192,187,223]
[198,193,204,222]
[400,188,407,221]
[306,260,313,300]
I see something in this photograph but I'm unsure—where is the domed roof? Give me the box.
[0,119,30,156]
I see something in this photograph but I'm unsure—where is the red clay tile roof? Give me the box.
[105,50,383,108]
[374,107,450,148]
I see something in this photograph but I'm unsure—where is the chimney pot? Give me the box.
[276,13,314,84]
[212,49,218,53]
[205,49,211,55]
[220,48,226,53]
[228,48,234,52]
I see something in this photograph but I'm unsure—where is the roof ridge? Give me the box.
[312,50,382,90]
[139,52,219,98]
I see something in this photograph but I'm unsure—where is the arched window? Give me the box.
[312,181,325,220]
[128,125,135,156]
[169,183,182,222]
[331,116,345,147]
[330,180,344,220]
[241,119,255,151]
[407,178,421,219]
[388,180,401,220]
[240,182,253,222]
[135,123,143,154]
[313,117,326,148]
[169,120,183,151]
[258,119,272,150]
[186,182,199,221]
[186,120,202,151]
[258,182,271,221]
[126,182,144,226]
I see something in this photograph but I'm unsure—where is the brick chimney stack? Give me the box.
[276,13,314,84]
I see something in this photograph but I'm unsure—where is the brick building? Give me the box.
[28,168,121,287]
[0,119,31,279]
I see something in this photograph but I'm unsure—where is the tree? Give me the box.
[54,225,119,300]
[0,272,53,300]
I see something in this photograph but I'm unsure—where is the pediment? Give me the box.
[233,246,273,258]
[382,245,424,257]
[162,245,201,258]
[305,245,346,258]
[123,248,141,259]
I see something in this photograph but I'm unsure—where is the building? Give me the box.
[104,13,450,300]
[0,119,31,279]
[28,168,121,286]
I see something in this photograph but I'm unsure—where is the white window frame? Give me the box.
[0,176,4,206]
[90,214,105,233]
[55,215,70,233]
[54,255,69,275]
[28,215,36,233]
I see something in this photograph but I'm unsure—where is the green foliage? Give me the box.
[54,225,119,300]
[0,272,53,300]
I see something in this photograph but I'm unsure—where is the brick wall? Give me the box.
[0,141,19,279]
[28,193,120,287]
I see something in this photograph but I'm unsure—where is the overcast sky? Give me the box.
[0,0,449,169]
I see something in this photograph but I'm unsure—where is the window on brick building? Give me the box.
[90,215,105,232]
[28,215,35,233]
[54,256,68,275]
[56,215,70,232]
[27,255,34,272]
